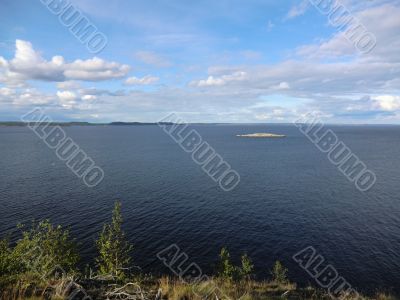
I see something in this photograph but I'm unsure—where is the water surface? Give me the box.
[1,124,399,295]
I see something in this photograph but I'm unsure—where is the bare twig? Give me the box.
[105,282,148,300]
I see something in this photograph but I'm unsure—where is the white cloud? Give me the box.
[2,88,55,106]
[285,0,309,20]
[124,75,159,85]
[374,95,400,111]
[2,3,400,123]
[57,90,77,102]
[0,87,15,97]
[82,95,97,101]
[0,40,130,84]
[196,76,225,87]
[274,82,290,90]
[296,3,400,60]
[193,71,247,87]
[65,57,130,81]
[78,87,126,97]
[57,91,78,108]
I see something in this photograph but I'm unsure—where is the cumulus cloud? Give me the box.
[285,0,309,20]
[296,3,400,60]
[34,86,118,111]
[1,2,400,123]
[192,71,247,87]
[374,95,400,111]
[0,87,15,97]
[273,82,290,90]
[192,47,400,97]
[0,88,55,106]
[124,75,159,85]
[0,40,130,84]
[82,95,97,101]
[57,90,77,102]
[57,90,78,109]
[53,88,104,109]
[77,87,126,97]
[143,12,400,121]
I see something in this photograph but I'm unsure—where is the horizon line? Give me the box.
[1,121,400,126]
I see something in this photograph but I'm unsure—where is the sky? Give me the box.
[0,0,400,123]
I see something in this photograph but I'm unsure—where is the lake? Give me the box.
[1,124,399,295]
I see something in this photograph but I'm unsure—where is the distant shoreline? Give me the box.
[1,122,400,127]
[0,121,175,127]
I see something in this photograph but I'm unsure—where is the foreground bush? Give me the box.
[217,247,254,281]
[271,261,288,284]
[0,220,79,299]
[96,201,133,280]
[0,221,78,280]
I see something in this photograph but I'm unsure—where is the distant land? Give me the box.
[1,121,400,127]
[0,121,176,127]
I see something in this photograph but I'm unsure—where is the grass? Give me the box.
[1,274,398,299]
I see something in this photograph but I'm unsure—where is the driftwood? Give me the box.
[154,288,162,300]
[105,282,148,300]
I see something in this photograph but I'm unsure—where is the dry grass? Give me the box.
[158,276,333,300]
[2,277,397,300]
[156,278,397,300]
[375,294,398,300]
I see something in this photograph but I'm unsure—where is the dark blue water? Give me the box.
[1,124,400,295]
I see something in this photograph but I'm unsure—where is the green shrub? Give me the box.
[240,253,254,279]
[96,201,133,280]
[0,238,14,275]
[13,220,79,279]
[217,248,254,281]
[0,220,78,294]
[271,261,288,284]
[218,247,236,280]
[0,238,22,286]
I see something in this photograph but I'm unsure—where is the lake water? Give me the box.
[1,124,400,295]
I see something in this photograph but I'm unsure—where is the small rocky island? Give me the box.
[236,133,286,138]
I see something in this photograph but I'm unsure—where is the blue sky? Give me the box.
[1,0,400,123]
